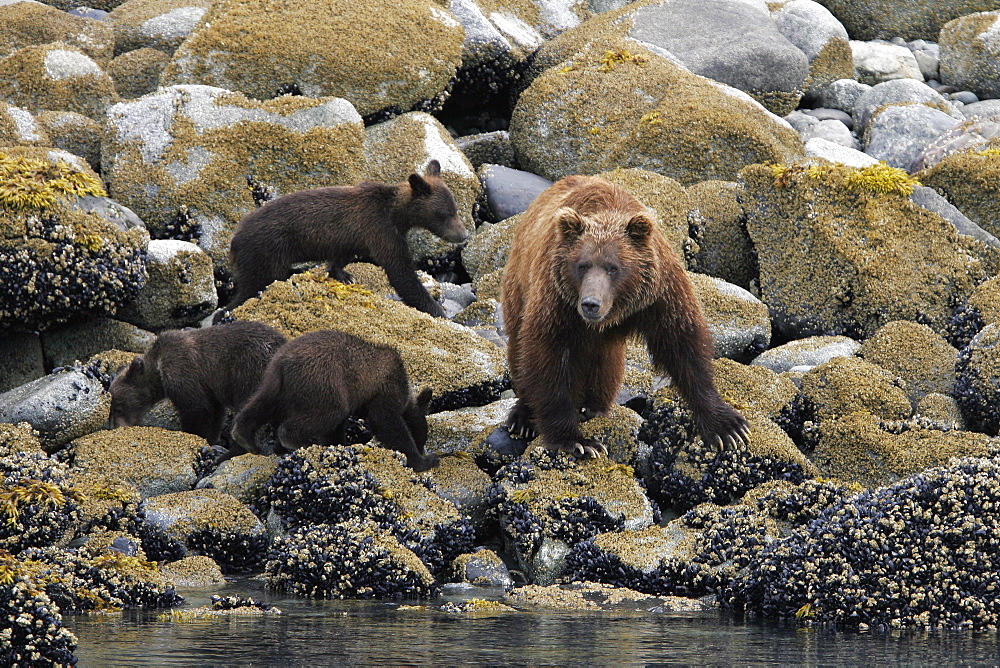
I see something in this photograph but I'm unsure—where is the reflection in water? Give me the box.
[67,582,1000,666]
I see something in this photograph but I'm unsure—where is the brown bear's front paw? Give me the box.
[549,438,607,458]
[697,404,751,451]
[506,401,538,440]
[408,453,440,472]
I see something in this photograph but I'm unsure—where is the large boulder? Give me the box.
[103,85,366,269]
[810,0,1000,42]
[771,0,853,100]
[159,0,465,118]
[686,180,755,290]
[918,143,1000,239]
[0,2,114,65]
[939,11,1000,100]
[106,0,213,56]
[0,103,48,147]
[510,35,803,185]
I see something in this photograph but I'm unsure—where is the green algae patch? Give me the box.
[160,0,464,116]
[740,161,986,339]
[511,35,804,185]
[918,141,1000,239]
[232,269,508,408]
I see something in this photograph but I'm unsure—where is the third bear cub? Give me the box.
[221,160,468,319]
[231,329,438,472]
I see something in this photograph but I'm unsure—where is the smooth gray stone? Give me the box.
[0,369,107,449]
[479,164,552,222]
[911,186,1000,249]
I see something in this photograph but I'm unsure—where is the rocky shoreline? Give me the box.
[4,0,1000,663]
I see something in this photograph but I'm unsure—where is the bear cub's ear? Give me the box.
[424,159,441,177]
[626,213,653,243]
[127,357,144,375]
[557,207,586,240]
[416,387,434,413]
[409,172,433,197]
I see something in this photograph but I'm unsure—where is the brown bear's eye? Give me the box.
[577,263,590,276]
[606,265,620,275]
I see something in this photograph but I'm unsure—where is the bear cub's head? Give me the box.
[557,206,655,326]
[407,159,469,244]
[108,356,163,429]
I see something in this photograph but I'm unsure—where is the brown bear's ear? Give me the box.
[626,213,653,243]
[424,159,441,177]
[557,207,585,240]
[409,173,433,197]
[416,387,433,414]
[127,357,144,374]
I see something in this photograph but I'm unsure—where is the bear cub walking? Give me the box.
[221,160,468,319]
[109,321,287,448]
[231,329,438,472]
[502,175,750,457]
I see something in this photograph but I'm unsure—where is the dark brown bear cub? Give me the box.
[231,329,438,472]
[501,175,750,457]
[109,321,287,447]
[221,160,467,319]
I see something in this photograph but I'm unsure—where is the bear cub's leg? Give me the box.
[505,400,537,440]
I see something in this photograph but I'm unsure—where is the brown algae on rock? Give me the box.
[506,581,706,612]
[858,320,958,404]
[799,355,912,421]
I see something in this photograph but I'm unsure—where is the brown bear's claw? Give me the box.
[555,439,607,458]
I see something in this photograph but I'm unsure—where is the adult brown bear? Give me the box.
[108,321,287,446]
[231,329,438,472]
[220,160,468,319]
[501,175,750,457]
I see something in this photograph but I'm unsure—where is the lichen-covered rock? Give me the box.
[0,331,44,393]
[505,581,707,612]
[106,47,171,100]
[0,446,82,553]
[137,488,268,573]
[689,273,770,363]
[0,147,149,332]
[0,43,119,121]
[511,34,803,185]
[955,323,1000,436]
[0,102,48,147]
[449,548,514,589]
[35,111,103,171]
[740,161,986,339]
[41,318,153,370]
[751,334,860,374]
[70,426,209,499]
[266,518,437,599]
[811,0,1000,42]
[159,555,227,587]
[798,355,911,424]
[771,0,853,100]
[686,180,754,291]
[567,503,782,597]
[915,393,966,428]
[487,447,655,585]
[0,368,110,451]
[858,320,958,405]
[0,1,114,65]
[724,457,1000,629]
[939,11,1000,101]
[107,0,213,56]
[115,239,217,330]
[918,144,1000,240]
[233,269,509,411]
[160,0,465,118]
[712,358,799,422]
[363,112,479,264]
[810,412,998,488]
[195,452,277,509]
[266,444,474,574]
[103,85,366,269]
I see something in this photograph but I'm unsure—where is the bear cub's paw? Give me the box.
[696,404,751,450]
[505,401,538,440]
[548,438,607,458]
[409,453,440,472]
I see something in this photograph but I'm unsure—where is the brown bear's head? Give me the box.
[556,205,656,327]
[108,356,165,428]
[407,159,469,244]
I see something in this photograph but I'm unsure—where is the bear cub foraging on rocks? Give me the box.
[231,329,439,472]
[220,160,468,319]
[502,175,750,457]
[109,321,287,448]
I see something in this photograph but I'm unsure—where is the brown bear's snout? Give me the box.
[578,270,613,323]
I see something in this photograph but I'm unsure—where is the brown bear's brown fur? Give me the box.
[231,329,438,472]
[501,175,750,457]
[109,321,287,448]
[221,160,468,319]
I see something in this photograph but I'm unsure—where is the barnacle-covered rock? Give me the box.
[0,421,43,456]
[566,503,781,598]
[106,0,213,56]
[64,470,141,537]
[159,555,226,587]
[0,553,78,666]
[0,102,48,147]
[425,454,492,537]
[103,85,365,269]
[740,161,987,339]
[461,214,517,282]
[0,43,119,121]
[195,453,277,510]
[858,320,958,405]
[724,457,1000,629]
[69,426,208,499]
[0,1,114,65]
[0,148,149,332]
[364,112,479,263]
[437,598,517,614]
[750,334,860,375]
[948,275,1000,349]
[233,269,509,411]
[136,488,268,573]
[107,47,171,100]
[266,445,474,574]
[686,180,754,291]
[0,447,82,553]
[810,412,999,488]
[0,367,110,451]
[954,324,1000,436]
[505,581,707,612]
[798,355,911,422]
[166,594,280,619]
[640,387,816,511]
[488,447,655,585]
[160,0,464,118]
[35,111,103,172]
[743,477,861,526]
[916,392,965,428]
[711,358,798,422]
[265,518,436,599]
[41,317,154,370]
[449,548,514,589]
[919,144,1000,241]
[426,398,516,458]
[689,273,770,363]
